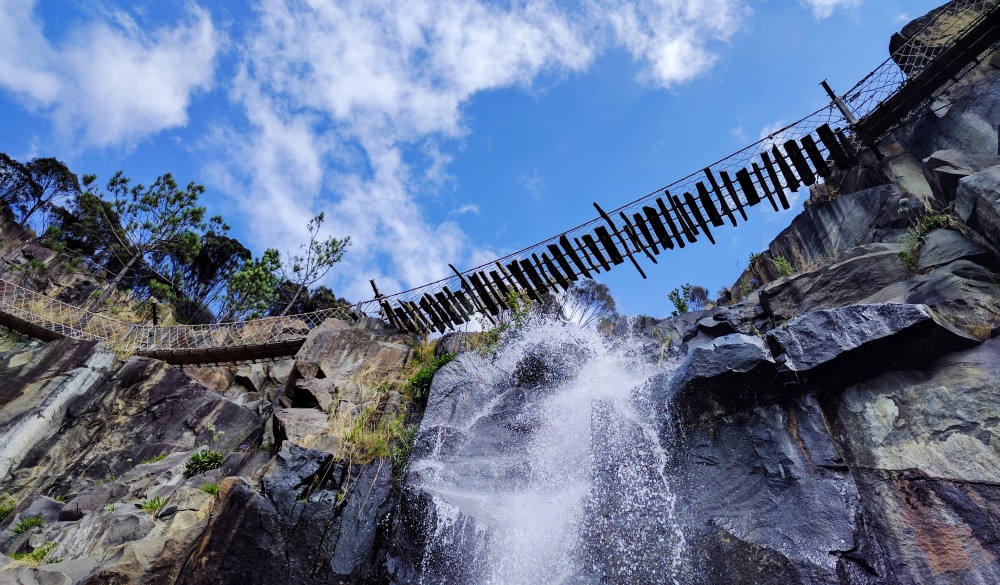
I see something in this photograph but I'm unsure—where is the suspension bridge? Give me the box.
[1,0,998,364]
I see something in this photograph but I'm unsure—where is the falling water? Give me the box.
[408,318,687,584]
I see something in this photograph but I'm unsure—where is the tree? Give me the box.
[277,212,350,316]
[83,171,207,311]
[0,154,80,228]
[561,279,619,327]
[218,248,282,322]
[668,283,709,316]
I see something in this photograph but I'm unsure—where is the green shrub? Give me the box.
[200,483,219,496]
[140,453,168,465]
[405,354,455,400]
[0,493,17,522]
[772,256,795,278]
[9,541,57,566]
[140,496,168,515]
[11,515,44,534]
[183,450,225,478]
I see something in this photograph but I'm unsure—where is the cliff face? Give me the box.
[2,8,1000,585]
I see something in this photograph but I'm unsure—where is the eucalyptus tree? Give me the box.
[276,212,350,316]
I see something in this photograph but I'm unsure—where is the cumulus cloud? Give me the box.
[801,0,862,20]
[214,0,747,300]
[0,2,219,148]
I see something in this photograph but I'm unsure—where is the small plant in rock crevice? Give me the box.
[8,541,58,566]
[772,256,796,278]
[898,211,957,270]
[184,450,225,478]
[140,453,168,465]
[405,354,456,401]
[200,483,219,496]
[11,515,44,534]
[140,496,168,515]
[0,493,17,522]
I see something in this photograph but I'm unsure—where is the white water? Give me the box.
[411,318,687,584]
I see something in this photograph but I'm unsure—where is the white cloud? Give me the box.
[0,2,219,148]
[801,0,862,20]
[207,0,747,299]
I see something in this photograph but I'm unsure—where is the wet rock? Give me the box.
[666,333,777,422]
[511,341,589,388]
[674,392,858,585]
[766,304,978,388]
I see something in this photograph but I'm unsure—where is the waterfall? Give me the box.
[407,318,687,584]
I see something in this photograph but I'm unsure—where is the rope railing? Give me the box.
[0,0,996,359]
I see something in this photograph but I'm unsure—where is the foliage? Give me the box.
[899,211,956,270]
[140,453,168,465]
[200,483,220,496]
[218,248,282,321]
[0,153,80,228]
[8,541,58,566]
[183,450,225,478]
[668,283,709,316]
[345,405,414,465]
[772,256,796,277]
[0,493,17,522]
[560,280,619,328]
[140,496,168,515]
[11,515,44,534]
[405,354,456,401]
[277,212,351,316]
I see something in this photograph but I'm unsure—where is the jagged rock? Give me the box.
[235,363,267,393]
[923,149,1000,200]
[760,243,910,322]
[176,445,395,584]
[435,331,476,356]
[766,304,978,388]
[0,566,72,585]
[181,365,233,393]
[885,153,937,208]
[511,341,589,388]
[917,228,998,270]
[956,165,1000,254]
[665,333,777,422]
[919,71,1000,157]
[272,409,332,451]
[831,338,1000,583]
[674,392,858,584]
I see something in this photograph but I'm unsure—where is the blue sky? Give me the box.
[0,0,942,318]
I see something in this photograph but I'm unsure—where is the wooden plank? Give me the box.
[401,301,429,332]
[425,293,455,330]
[453,290,476,317]
[593,202,645,277]
[632,212,662,253]
[435,291,464,324]
[752,162,780,212]
[378,300,401,330]
[594,226,624,265]
[658,196,689,247]
[583,234,612,271]
[684,191,716,244]
[771,144,801,194]
[703,169,736,227]
[507,260,542,300]
[835,129,859,164]
[783,139,816,187]
[642,206,674,250]
[668,194,698,243]
[444,286,472,320]
[392,306,417,332]
[560,235,592,279]
[449,264,494,324]
[761,151,790,210]
[816,123,854,170]
[621,212,657,264]
[519,258,550,294]
[489,270,513,298]
[478,269,505,305]
[542,253,570,290]
[469,272,501,315]
[575,237,602,274]
[548,244,579,282]
[720,170,748,222]
[800,135,832,179]
[696,182,724,227]
[419,295,448,332]
[736,168,760,206]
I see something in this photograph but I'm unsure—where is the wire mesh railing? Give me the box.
[1,0,997,356]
